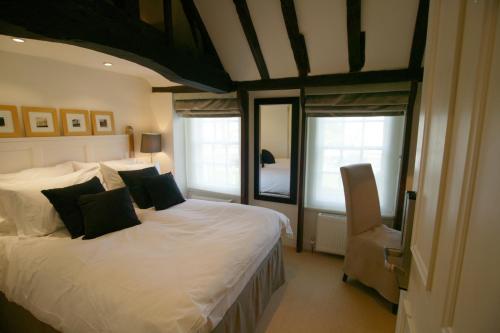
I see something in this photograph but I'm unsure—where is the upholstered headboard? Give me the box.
[0,135,129,173]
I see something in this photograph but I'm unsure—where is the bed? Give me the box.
[0,136,292,333]
[259,158,290,196]
[0,199,292,333]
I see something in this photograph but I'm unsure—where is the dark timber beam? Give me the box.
[152,86,205,93]
[237,68,422,91]
[409,0,430,74]
[237,89,250,205]
[280,0,310,77]
[180,0,223,69]
[394,81,419,230]
[0,0,233,92]
[112,0,140,19]
[296,87,307,252]
[233,0,270,79]
[163,0,174,46]
[346,0,365,72]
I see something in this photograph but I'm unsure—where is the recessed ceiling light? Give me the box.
[12,38,25,43]
[103,62,113,67]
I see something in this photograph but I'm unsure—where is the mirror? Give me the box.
[254,98,299,204]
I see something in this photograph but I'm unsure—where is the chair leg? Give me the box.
[391,303,399,314]
[342,273,348,282]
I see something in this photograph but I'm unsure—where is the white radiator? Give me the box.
[315,213,347,255]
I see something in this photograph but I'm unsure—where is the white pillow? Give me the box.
[0,161,74,183]
[99,161,161,190]
[0,167,101,237]
[72,161,105,185]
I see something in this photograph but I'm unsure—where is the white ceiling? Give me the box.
[194,0,420,81]
[0,34,178,87]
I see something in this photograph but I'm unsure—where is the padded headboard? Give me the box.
[0,135,129,173]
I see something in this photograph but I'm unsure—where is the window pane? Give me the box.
[305,115,404,216]
[186,117,241,195]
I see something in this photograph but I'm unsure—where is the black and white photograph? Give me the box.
[35,116,48,128]
[61,109,90,136]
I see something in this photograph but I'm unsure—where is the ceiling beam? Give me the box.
[280,0,310,77]
[346,0,365,72]
[163,0,174,47]
[236,68,422,91]
[233,0,270,79]
[152,86,204,93]
[180,0,223,69]
[0,0,233,92]
[408,0,430,74]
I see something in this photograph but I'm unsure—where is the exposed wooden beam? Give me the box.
[237,89,249,205]
[180,0,223,69]
[112,0,140,19]
[280,0,310,77]
[237,68,421,91]
[346,0,365,72]
[296,87,307,252]
[409,0,430,73]
[0,0,233,92]
[394,81,419,230]
[152,86,205,93]
[163,0,173,46]
[233,0,270,79]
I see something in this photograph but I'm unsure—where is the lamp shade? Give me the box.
[140,133,162,153]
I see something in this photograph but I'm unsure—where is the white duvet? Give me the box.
[0,199,292,333]
[260,158,291,196]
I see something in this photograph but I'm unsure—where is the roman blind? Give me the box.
[304,82,411,117]
[174,92,240,117]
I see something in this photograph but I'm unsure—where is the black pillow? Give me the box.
[143,173,185,210]
[78,187,141,240]
[118,167,159,208]
[42,177,105,238]
[261,149,275,164]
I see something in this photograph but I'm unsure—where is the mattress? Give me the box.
[0,199,292,333]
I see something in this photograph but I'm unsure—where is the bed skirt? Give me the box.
[0,239,285,333]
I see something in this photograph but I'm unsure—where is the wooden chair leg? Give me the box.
[392,303,399,314]
[342,273,348,282]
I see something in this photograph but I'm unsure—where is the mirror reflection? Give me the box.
[259,104,292,198]
[254,97,299,204]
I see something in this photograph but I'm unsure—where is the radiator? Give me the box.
[315,213,347,255]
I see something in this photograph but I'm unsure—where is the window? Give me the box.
[185,117,240,195]
[305,116,404,216]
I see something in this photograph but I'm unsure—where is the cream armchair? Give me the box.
[340,163,401,312]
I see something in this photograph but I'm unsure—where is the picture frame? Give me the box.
[0,105,22,138]
[60,109,91,136]
[91,111,115,135]
[22,106,59,137]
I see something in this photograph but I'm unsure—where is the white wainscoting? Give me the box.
[0,135,129,173]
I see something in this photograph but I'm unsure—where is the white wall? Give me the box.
[0,50,174,172]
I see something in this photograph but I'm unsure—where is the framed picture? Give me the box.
[91,111,115,135]
[61,109,91,136]
[0,105,22,138]
[22,106,59,137]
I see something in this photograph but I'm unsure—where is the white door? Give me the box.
[396,0,500,332]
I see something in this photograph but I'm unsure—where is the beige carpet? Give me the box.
[256,247,396,333]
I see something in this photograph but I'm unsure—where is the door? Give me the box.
[396,0,500,332]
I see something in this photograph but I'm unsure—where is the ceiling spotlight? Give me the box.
[12,38,25,43]
[103,62,113,67]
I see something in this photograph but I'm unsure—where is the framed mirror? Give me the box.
[254,97,299,204]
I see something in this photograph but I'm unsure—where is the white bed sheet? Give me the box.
[260,158,291,196]
[0,199,292,333]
